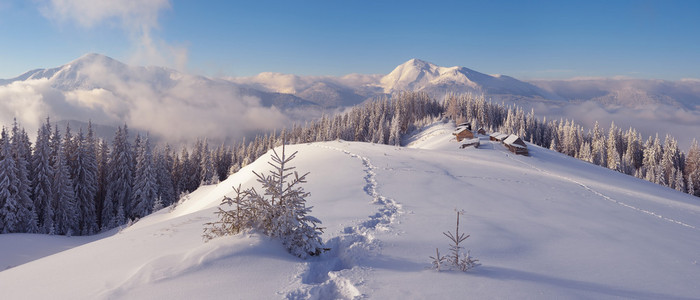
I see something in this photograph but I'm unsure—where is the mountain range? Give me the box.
[1,54,698,146]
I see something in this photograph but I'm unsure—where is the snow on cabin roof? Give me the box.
[495,133,509,140]
[454,126,469,133]
[490,132,502,137]
[504,135,526,147]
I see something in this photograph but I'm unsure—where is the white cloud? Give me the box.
[40,0,186,70]
[0,79,53,134]
[41,0,169,29]
[0,57,295,145]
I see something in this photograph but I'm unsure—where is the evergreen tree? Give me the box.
[155,145,176,206]
[11,121,37,233]
[0,128,20,233]
[63,123,79,181]
[592,121,606,167]
[214,144,232,182]
[74,127,98,235]
[200,139,216,185]
[661,134,682,187]
[685,139,700,196]
[388,113,401,146]
[579,141,593,163]
[52,139,77,236]
[607,122,621,171]
[204,144,324,258]
[189,139,203,189]
[176,146,191,193]
[95,138,109,229]
[32,118,54,234]
[130,135,158,219]
[102,126,133,229]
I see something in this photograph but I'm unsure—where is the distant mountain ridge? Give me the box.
[4,54,698,111]
[1,53,699,147]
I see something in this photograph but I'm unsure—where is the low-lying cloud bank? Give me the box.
[0,60,292,144]
[526,99,700,151]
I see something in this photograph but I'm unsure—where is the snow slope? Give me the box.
[1,122,700,299]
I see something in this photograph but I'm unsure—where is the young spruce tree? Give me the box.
[204,143,325,258]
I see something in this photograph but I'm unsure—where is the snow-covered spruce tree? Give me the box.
[199,139,217,185]
[130,135,158,220]
[52,139,78,236]
[11,121,38,233]
[0,128,20,233]
[73,127,99,235]
[204,144,325,258]
[32,118,54,234]
[95,138,109,228]
[155,145,176,207]
[102,126,133,229]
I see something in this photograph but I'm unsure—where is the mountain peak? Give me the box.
[403,58,435,69]
[67,53,124,69]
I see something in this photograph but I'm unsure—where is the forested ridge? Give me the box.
[1,92,698,235]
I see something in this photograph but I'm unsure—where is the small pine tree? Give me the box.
[430,210,479,272]
[429,248,447,271]
[204,143,325,258]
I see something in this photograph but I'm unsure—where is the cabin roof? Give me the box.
[495,133,509,140]
[504,135,526,148]
[453,126,470,134]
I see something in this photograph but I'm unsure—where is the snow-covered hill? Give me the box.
[2,121,699,299]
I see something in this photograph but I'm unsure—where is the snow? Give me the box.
[2,121,700,299]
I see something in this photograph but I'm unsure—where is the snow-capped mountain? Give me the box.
[1,122,699,298]
[379,58,558,99]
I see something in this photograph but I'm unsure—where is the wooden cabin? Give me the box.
[489,132,502,141]
[503,134,528,155]
[453,127,474,142]
[460,138,480,149]
[477,128,486,135]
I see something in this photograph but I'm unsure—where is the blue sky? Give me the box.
[1,0,699,80]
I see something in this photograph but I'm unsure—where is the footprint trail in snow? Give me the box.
[283,144,402,299]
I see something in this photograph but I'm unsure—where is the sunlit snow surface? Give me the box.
[1,122,699,299]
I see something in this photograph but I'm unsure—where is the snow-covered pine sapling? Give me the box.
[429,248,447,271]
[430,209,479,271]
[203,143,326,258]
